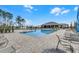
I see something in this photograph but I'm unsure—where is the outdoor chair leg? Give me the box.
[70,45,74,53]
[56,39,60,50]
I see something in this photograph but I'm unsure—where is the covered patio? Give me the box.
[41,22,69,29]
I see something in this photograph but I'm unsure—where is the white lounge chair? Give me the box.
[0,45,16,53]
[56,34,74,53]
[0,35,9,49]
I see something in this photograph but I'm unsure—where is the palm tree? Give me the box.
[16,16,26,29]
[16,16,22,28]
[21,18,26,28]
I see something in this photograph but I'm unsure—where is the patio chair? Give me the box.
[70,33,79,42]
[0,35,9,49]
[56,34,74,53]
[0,45,16,53]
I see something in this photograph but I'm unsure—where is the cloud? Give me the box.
[61,9,70,15]
[25,19,32,26]
[74,6,78,11]
[50,7,70,16]
[24,5,34,10]
[50,7,62,16]
[24,5,38,12]
[26,9,32,13]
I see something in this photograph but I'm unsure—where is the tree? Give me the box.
[21,18,26,28]
[2,11,13,26]
[0,9,14,33]
[16,16,22,27]
[0,9,3,16]
[0,9,4,24]
[16,16,26,29]
[0,9,13,26]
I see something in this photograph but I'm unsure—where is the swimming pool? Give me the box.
[21,29,56,37]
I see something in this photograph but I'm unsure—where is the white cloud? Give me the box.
[25,19,32,26]
[50,7,62,16]
[24,5,38,12]
[24,5,34,10]
[55,13,60,16]
[61,9,70,15]
[74,6,78,11]
[50,7,70,16]
[26,9,32,13]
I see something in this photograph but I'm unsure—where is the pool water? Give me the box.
[21,29,56,37]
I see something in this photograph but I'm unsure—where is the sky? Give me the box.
[0,5,78,26]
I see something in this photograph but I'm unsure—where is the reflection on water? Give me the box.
[21,29,57,37]
[41,29,56,34]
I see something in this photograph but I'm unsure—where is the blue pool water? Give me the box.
[21,29,56,37]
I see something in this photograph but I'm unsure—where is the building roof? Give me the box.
[41,22,59,25]
[41,22,69,27]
